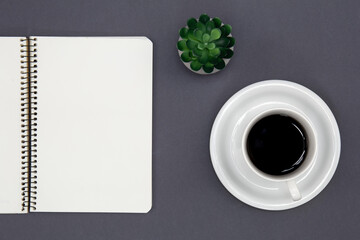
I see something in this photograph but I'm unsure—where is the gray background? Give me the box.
[0,0,359,239]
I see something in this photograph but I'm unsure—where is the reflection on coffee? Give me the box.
[246,114,307,176]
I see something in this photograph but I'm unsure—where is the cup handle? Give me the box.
[287,180,302,201]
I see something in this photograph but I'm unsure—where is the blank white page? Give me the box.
[35,37,152,212]
[0,37,23,213]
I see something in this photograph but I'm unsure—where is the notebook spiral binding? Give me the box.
[20,37,38,211]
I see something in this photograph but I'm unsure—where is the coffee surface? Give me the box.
[246,114,307,176]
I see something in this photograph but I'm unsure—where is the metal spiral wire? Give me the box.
[20,37,38,211]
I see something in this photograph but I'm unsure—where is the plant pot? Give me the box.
[177,14,235,75]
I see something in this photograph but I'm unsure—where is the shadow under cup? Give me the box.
[242,109,317,182]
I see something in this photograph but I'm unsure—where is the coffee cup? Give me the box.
[242,108,317,201]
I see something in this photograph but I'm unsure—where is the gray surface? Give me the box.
[1,0,360,239]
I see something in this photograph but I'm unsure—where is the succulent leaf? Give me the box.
[209,56,221,65]
[186,40,198,50]
[206,21,215,33]
[202,33,210,43]
[181,51,192,62]
[199,49,209,64]
[194,29,203,41]
[214,59,226,69]
[203,62,214,73]
[190,60,202,71]
[196,22,206,32]
[207,42,216,50]
[187,18,197,29]
[220,24,232,36]
[188,51,194,58]
[199,14,210,24]
[177,40,188,51]
[188,30,201,43]
[209,48,221,57]
[227,37,235,48]
[179,27,189,39]
[197,43,205,50]
[223,49,234,59]
[212,17,222,28]
[210,29,221,41]
[193,47,203,56]
[219,47,227,58]
[213,37,230,48]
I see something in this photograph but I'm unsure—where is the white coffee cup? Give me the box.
[242,108,317,201]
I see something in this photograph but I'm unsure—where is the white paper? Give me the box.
[0,37,23,213]
[35,37,152,212]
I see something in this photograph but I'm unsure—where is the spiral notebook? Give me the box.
[0,37,153,213]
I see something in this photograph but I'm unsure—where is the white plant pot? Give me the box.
[177,19,234,75]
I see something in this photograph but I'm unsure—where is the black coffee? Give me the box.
[246,114,307,176]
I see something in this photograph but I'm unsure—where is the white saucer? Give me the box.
[210,80,341,210]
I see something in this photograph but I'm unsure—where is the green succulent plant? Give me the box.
[177,14,235,74]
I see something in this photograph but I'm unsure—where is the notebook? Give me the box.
[0,36,153,213]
